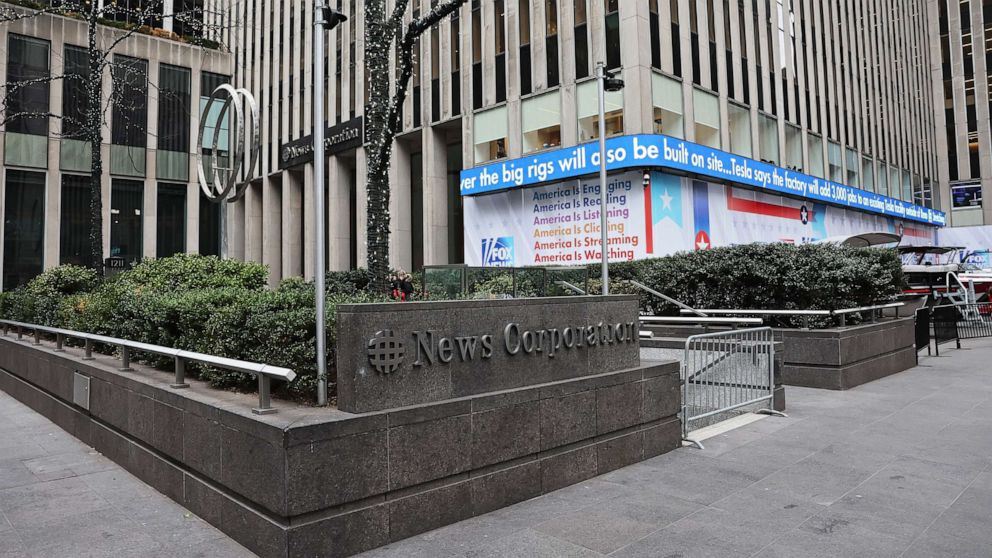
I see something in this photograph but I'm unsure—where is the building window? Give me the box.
[577,81,623,141]
[807,133,824,178]
[877,162,888,197]
[759,114,779,165]
[157,183,186,257]
[574,0,589,79]
[901,171,911,202]
[649,0,661,69]
[784,124,802,171]
[62,45,90,140]
[158,64,191,180]
[888,166,900,200]
[60,174,93,268]
[728,103,751,157]
[110,179,143,265]
[474,106,508,163]
[671,0,682,77]
[199,191,221,256]
[519,0,532,94]
[522,91,561,153]
[952,183,983,208]
[546,0,560,87]
[200,72,231,177]
[693,89,721,149]
[862,157,875,193]
[828,141,842,182]
[472,0,483,109]
[494,0,507,103]
[451,9,462,115]
[2,170,45,291]
[653,73,685,139]
[845,148,859,188]
[111,55,149,148]
[605,0,621,70]
[5,34,50,136]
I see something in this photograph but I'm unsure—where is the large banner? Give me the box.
[464,171,937,267]
[459,134,946,227]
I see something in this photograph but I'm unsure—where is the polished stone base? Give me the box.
[778,317,917,390]
[0,336,681,558]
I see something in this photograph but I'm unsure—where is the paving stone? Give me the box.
[462,528,604,558]
[0,476,112,529]
[15,507,161,558]
[533,490,701,554]
[751,455,876,506]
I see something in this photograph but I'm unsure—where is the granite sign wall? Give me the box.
[337,296,641,413]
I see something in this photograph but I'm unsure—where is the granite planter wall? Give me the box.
[0,296,682,558]
[642,316,916,391]
[777,316,917,390]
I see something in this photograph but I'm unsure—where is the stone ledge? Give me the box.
[0,336,681,558]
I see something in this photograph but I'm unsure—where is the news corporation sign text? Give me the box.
[458,134,946,227]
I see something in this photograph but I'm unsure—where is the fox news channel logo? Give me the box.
[482,237,514,267]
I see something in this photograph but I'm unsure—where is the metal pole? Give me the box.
[314,2,328,406]
[597,62,609,296]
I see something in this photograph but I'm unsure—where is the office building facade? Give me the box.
[930,0,992,227]
[0,0,947,289]
[0,4,232,289]
[230,0,943,284]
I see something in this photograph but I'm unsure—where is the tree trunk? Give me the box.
[364,0,392,294]
[86,13,104,273]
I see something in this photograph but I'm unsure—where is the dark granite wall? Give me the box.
[0,332,681,558]
[336,296,641,413]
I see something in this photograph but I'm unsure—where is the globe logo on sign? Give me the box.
[367,330,404,374]
[482,237,514,267]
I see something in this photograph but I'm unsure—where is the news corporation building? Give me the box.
[0,0,964,288]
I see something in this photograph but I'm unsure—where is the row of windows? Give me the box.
[939,0,992,186]
[471,69,930,204]
[1,169,222,290]
[4,34,223,159]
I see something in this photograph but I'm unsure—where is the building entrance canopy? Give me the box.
[459,134,946,227]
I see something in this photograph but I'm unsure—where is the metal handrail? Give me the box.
[679,308,832,317]
[555,280,587,295]
[0,319,295,415]
[679,302,907,327]
[628,280,708,318]
[640,316,764,326]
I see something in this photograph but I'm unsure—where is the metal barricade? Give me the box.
[928,302,992,355]
[681,327,783,448]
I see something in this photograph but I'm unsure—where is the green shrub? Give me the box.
[608,243,906,319]
[117,254,268,292]
[2,265,100,326]
[0,256,389,401]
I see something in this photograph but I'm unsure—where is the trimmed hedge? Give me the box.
[0,256,384,401]
[591,243,906,317]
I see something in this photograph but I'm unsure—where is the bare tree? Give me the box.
[0,0,232,272]
[364,0,466,292]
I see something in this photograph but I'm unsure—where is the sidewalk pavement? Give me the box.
[2,339,991,558]
[0,389,252,558]
[357,338,992,558]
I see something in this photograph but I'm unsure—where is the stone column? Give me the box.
[327,155,352,271]
[262,174,283,286]
[389,140,413,272]
[422,126,448,265]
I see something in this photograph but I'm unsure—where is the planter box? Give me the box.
[778,317,917,390]
[0,297,682,558]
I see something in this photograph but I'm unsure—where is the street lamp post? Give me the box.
[596,62,624,296]
[314,4,347,407]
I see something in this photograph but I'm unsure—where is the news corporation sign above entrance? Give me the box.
[458,133,946,227]
[278,116,364,170]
